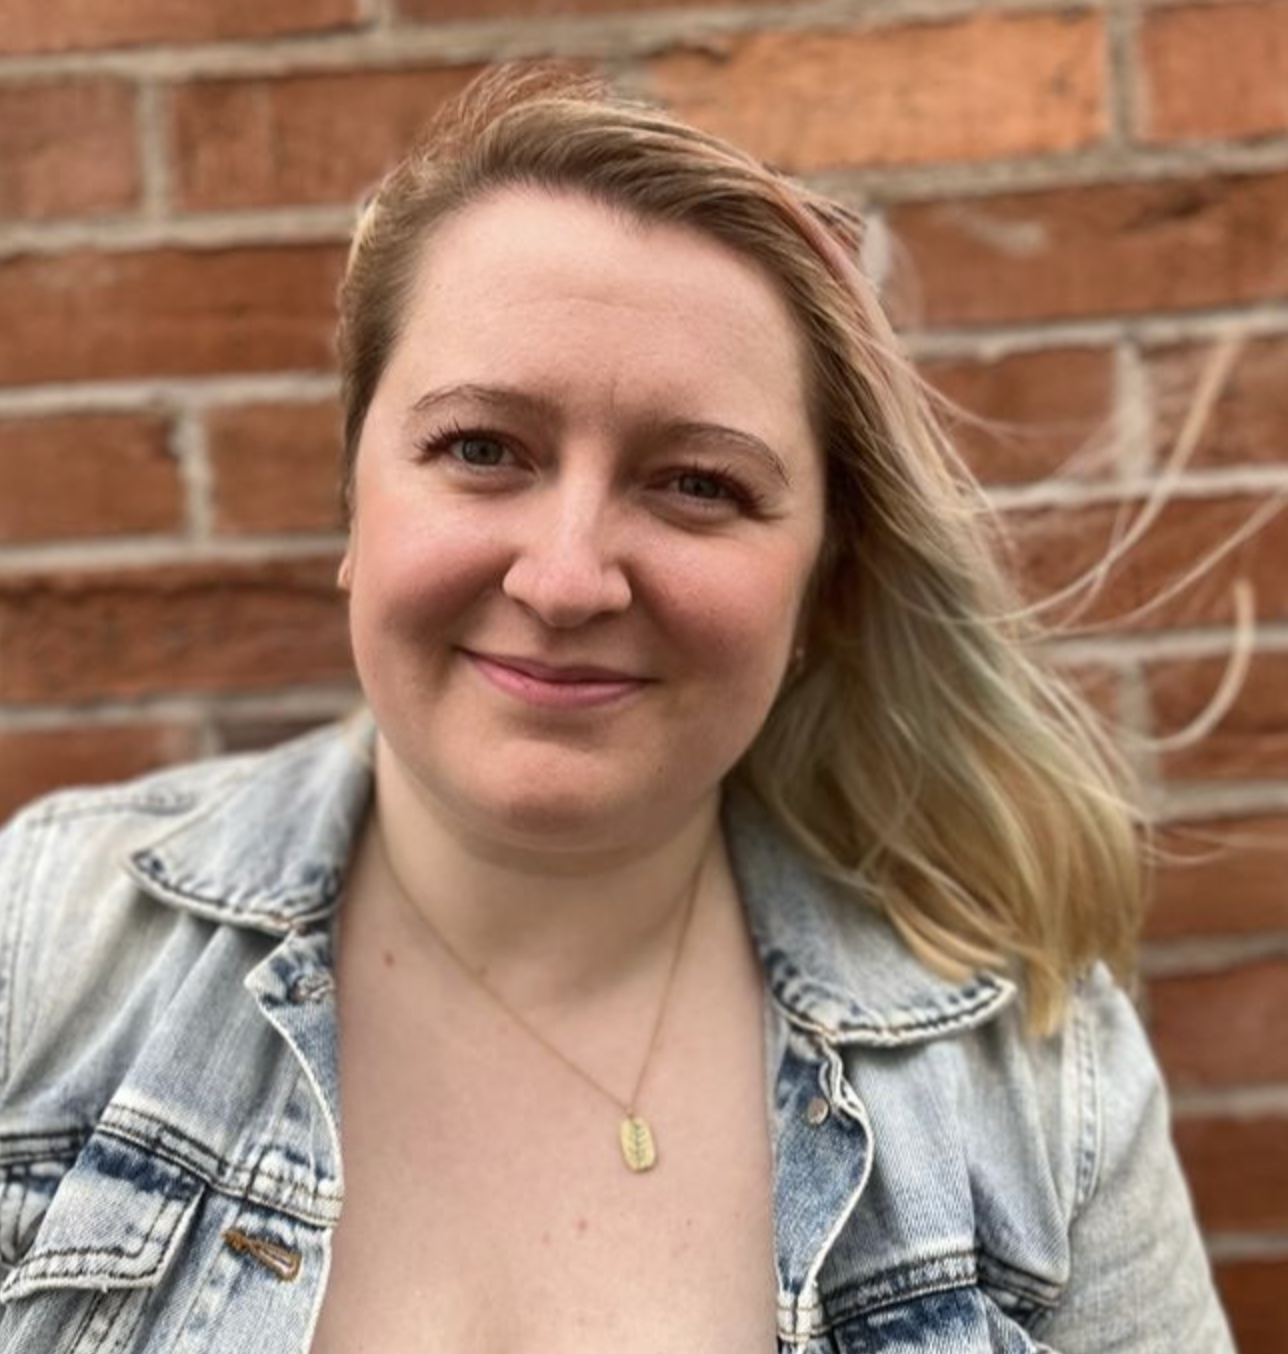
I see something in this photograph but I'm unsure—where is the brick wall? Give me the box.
[1,0,1285,1344]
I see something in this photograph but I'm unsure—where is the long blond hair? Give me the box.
[337,66,1144,1035]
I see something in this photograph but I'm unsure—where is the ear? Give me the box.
[337,553,353,592]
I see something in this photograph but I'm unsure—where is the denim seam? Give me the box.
[1070,983,1101,1218]
[96,1116,339,1227]
[11,1175,186,1280]
[816,1247,1061,1336]
[0,814,40,1096]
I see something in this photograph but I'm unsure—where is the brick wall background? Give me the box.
[1,0,1285,1345]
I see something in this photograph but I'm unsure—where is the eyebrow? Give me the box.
[407,382,793,488]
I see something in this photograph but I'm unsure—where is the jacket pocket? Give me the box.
[0,1131,201,1304]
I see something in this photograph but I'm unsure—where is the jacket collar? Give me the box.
[125,719,1015,1047]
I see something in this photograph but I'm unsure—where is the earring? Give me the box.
[790,643,807,675]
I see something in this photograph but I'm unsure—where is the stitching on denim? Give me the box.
[103,1102,342,1201]
[0,1129,88,1165]
[72,1288,137,1354]
[1070,979,1101,1217]
[814,1253,980,1332]
[96,1116,340,1227]
[0,813,40,1095]
[808,1245,1060,1339]
[127,851,338,922]
[15,1177,186,1280]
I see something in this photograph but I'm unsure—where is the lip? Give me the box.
[462,649,651,709]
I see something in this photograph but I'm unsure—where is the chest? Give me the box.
[310,883,778,1354]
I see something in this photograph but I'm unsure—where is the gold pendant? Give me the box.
[619,1114,657,1172]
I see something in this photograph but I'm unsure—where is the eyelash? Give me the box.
[412,422,768,515]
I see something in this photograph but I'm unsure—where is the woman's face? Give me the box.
[344,188,826,853]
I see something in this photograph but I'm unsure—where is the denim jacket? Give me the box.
[0,721,1232,1352]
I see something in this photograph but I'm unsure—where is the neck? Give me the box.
[367,737,721,1011]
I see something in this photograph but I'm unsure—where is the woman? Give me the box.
[0,70,1232,1352]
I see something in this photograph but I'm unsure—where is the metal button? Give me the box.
[805,1096,830,1126]
[288,971,334,1004]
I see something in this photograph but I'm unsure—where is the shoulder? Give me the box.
[0,720,369,1097]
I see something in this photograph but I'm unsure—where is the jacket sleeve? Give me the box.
[0,808,33,1100]
[1034,965,1235,1353]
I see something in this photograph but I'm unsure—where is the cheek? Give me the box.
[649,544,808,680]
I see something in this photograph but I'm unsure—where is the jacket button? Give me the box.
[288,972,335,1004]
[805,1096,830,1126]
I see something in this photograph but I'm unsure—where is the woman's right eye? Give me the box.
[414,427,514,470]
[451,435,509,467]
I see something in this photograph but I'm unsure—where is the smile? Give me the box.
[461,650,651,709]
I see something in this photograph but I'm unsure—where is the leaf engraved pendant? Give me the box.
[619,1115,657,1172]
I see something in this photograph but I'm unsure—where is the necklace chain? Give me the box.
[373,814,704,1169]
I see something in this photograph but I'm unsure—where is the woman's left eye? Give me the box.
[450,434,510,466]
[666,466,759,512]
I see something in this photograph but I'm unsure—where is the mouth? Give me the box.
[461,649,651,709]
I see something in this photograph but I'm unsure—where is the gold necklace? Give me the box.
[373,817,704,1174]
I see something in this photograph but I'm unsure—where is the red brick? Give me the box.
[0,558,352,704]
[648,11,1106,173]
[216,713,343,753]
[0,722,199,824]
[0,0,358,56]
[207,402,344,535]
[0,412,182,544]
[0,245,344,388]
[1215,1257,1288,1354]
[171,65,482,211]
[399,0,809,19]
[887,171,1288,328]
[1149,816,1288,939]
[920,347,1117,484]
[1141,1,1288,144]
[1147,958,1288,1088]
[1148,652,1288,780]
[0,81,138,221]
[1146,334,1288,470]
[1007,494,1288,632]
[1174,1112,1288,1232]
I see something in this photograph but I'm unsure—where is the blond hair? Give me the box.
[336,66,1143,1035]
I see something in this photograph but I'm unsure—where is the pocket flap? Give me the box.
[0,1134,201,1302]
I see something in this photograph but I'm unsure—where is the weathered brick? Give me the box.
[0,722,199,824]
[1146,334,1288,470]
[1140,1,1288,144]
[648,11,1106,173]
[1008,494,1288,632]
[888,171,1288,328]
[1149,816,1288,939]
[171,65,482,211]
[1147,652,1288,781]
[1174,1112,1288,1232]
[0,245,345,388]
[0,558,352,703]
[207,401,344,535]
[921,347,1116,484]
[1147,958,1288,1088]
[1215,1258,1288,1354]
[398,0,809,19]
[0,0,359,57]
[0,412,182,544]
[216,713,344,753]
[0,81,139,221]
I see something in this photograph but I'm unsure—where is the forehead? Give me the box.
[383,188,815,440]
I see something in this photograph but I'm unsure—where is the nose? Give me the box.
[500,488,632,629]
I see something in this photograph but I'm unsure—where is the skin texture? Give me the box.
[343,188,827,893]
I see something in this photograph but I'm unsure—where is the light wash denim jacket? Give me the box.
[0,722,1233,1352]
